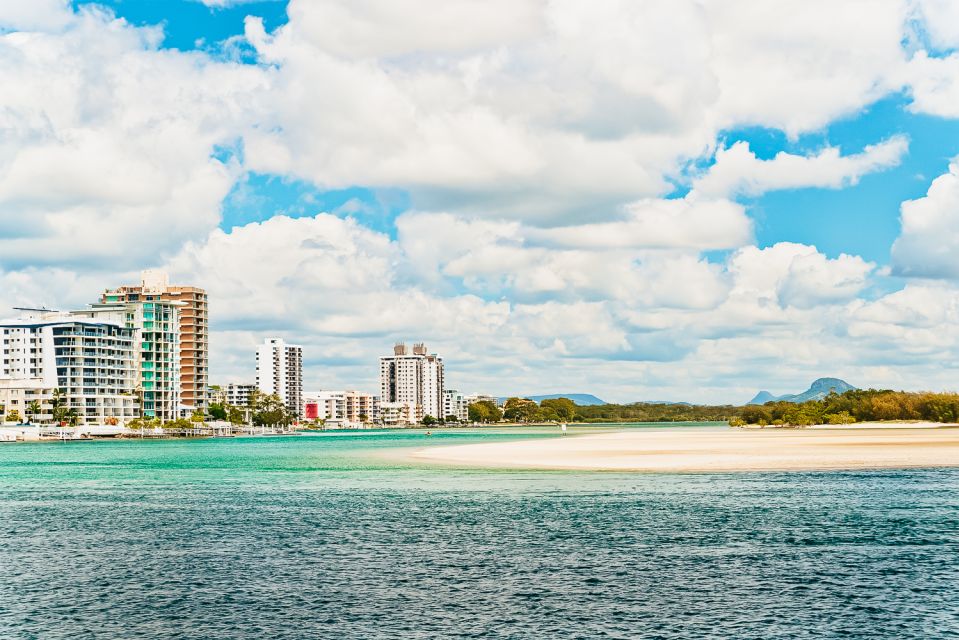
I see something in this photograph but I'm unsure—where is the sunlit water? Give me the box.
[1,425,957,639]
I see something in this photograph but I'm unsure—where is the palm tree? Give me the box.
[25,400,41,424]
[66,409,80,427]
[51,389,66,425]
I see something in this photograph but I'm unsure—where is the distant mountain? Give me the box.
[748,390,781,405]
[634,400,692,406]
[500,394,607,406]
[748,378,857,405]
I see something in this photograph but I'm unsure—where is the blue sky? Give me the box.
[4,1,959,402]
[730,95,959,264]
[75,0,289,52]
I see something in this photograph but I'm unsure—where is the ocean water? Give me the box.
[0,426,957,639]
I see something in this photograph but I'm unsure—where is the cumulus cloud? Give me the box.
[237,0,931,220]
[283,0,546,58]
[694,137,909,197]
[904,51,959,118]
[0,8,268,268]
[526,197,751,250]
[397,210,735,307]
[703,0,910,136]
[0,0,72,32]
[914,0,959,50]
[727,243,875,309]
[2,0,959,402]
[152,213,902,401]
[891,158,959,278]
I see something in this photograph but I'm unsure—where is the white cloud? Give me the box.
[703,0,910,136]
[397,209,735,307]
[727,243,874,309]
[2,0,959,402]
[153,213,902,402]
[527,197,751,250]
[0,8,268,268]
[694,136,909,197]
[0,0,72,32]
[238,0,924,220]
[891,158,959,278]
[904,51,959,118]
[914,0,959,50]
[284,0,545,58]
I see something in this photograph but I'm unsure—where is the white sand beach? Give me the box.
[411,426,959,472]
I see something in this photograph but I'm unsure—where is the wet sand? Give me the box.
[410,426,959,472]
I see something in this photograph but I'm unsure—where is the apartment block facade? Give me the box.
[378,342,444,423]
[303,390,375,426]
[0,310,138,425]
[101,270,209,412]
[255,338,303,416]
[443,389,469,422]
[86,302,182,421]
[224,383,256,407]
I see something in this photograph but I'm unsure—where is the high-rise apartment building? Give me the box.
[101,270,209,412]
[0,309,138,425]
[255,338,303,416]
[87,301,182,421]
[379,343,444,423]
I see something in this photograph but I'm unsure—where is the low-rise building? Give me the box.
[443,389,469,422]
[303,390,375,427]
[225,383,256,408]
[209,385,226,406]
[378,401,413,427]
[465,393,499,406]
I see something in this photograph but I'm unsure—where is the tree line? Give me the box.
[467,397,734,423]
[467,389,959,426]
[731,389,959,426]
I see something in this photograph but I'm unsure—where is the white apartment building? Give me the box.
[225,383,256,407]
[378,401,413,426]
[87,302,182,421]
[379,343,444,423]
[256,338,303,416]
[443,389,469,422]
[0,309,138,425]
[303,390,375,427]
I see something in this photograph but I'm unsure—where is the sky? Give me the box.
[2,0,959,404]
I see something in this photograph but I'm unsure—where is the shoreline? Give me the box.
[409,425,959,472]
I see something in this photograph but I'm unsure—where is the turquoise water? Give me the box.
[1,426,958,639]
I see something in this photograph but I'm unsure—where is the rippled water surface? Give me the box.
[1,426,958,639]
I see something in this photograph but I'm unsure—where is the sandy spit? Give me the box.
[409,426,959,472]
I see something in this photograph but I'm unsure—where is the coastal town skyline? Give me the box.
[0,268,863,411]
[3,1,959,404]
[4,4,959,639]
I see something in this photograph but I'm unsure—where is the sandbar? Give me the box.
[410,426,959,472]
